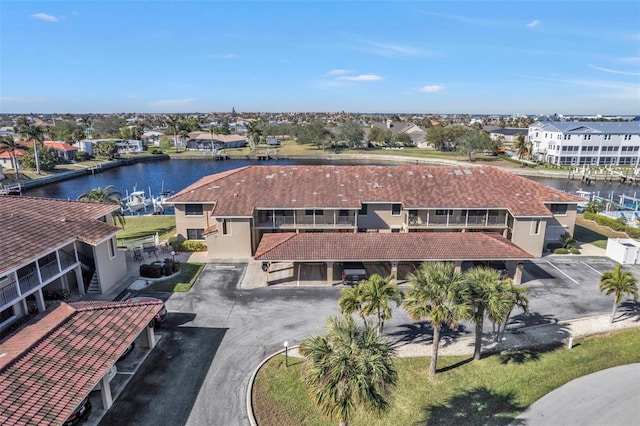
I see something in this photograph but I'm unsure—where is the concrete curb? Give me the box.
[246,345,300,426]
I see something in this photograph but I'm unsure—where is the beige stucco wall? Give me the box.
[357,203,405,231]
[93,237,128,293]
[511,217,547,257]
[174,203,216,240]
[205,218,253,259]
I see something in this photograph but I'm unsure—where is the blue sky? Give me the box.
[1,1,639,114]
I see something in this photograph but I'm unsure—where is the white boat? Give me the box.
[124,189,151,212]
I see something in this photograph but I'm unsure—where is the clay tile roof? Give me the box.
[0,196,120,275]
[0,300,162,426]
[254,232,533,262]
[203,224,218,235]
[167,165,584,217]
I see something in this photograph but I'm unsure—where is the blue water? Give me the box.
[23,158,640,207]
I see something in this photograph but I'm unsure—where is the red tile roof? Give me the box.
[168,165,583,217]
[0,300,162,426]
[254,232,533,261]
[203,224,218,235]
[0,196,120,275]
[0,149,25,158]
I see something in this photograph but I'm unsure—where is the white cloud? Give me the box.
[30,13,58,22]
[326,69,351,76]
[419,85,444,93]
[526,19,541,28]
[0,96,48,102]
[589,64,640,76]
[149,98,194,108]
[336,74,383,82]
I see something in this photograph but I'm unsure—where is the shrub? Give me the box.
[140,264,163,278]
[148,146,163,154]
[554,248,570,254]
[74,151,91,162]
[181,240,206,252]
[569,247,581,254]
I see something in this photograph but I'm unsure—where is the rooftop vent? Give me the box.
[326,173,330,178]
[463,169,472,175]
[266,174,274,179]
[428,174,433,178]
[407,171,413,175]
[454,170,463,176]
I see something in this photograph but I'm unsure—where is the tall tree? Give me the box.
[338,121,364,149]
[338,285,364,321]
[494,279,529,342]
[462,267,515,360]
[357,274,402,336]
[456,129,490,161]
[299,316,398,426]
[77,185,126,227]
[245,120,263,151]
[403,262,469,375]
[24,124,45,174]
[164,115,181,152]
[599,264,639,323]
[0,135,23,181]
[513,134,529,160]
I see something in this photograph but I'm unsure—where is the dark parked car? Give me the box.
[126,297,168,325]
[63,397,91,425]
[342,262,368,285]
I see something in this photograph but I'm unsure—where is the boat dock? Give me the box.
[572,167,640,185]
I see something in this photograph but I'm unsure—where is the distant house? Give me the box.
[44,141,78,161]
[489,128,528,144]
[186,132,247,150]
[371,120,427,147]
[0,149,25,170]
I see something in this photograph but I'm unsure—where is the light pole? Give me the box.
[283,341,289,367]
[171,250,176,262]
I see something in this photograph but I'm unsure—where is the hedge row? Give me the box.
[168,237,207,252]
[140,258,181,278]
[583,212,640,238]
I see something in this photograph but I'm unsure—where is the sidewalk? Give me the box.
[288,312,640,358]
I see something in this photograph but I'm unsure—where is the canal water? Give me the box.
[23,159,640,207]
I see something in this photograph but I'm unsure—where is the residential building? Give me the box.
[489,128,528,144]
[370,121,427,147]
[186,132,247,151]
[529,121,640,166]
[0,196,127,331]
[168,165,583,276]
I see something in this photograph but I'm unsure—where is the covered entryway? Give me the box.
[255,232,532,286]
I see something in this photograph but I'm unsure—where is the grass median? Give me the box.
[143,262,204,292]
[117,215,176,243]
[253,327,640,426]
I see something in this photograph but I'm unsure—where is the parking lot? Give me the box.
[93,256,639,426]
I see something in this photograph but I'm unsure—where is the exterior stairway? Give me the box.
[86,271,100,294]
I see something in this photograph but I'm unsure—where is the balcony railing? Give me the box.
[408,212,508,227]
[256,214,356,228]
[0,281,19,307]
[39,259,60,283]
[18,271,39,294]
[59,250,78,270]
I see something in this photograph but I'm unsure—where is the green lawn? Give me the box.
[253,328,640,426]
[143,263,204,292]
[116,215,176,242]
[575,215,629,249]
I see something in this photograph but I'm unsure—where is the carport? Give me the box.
[0,299,163,425]
[254,232,533,286]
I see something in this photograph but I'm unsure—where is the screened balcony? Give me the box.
[407,209,509,228]
[255,209,357,229]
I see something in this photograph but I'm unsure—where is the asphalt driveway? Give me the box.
[98,257,640,426]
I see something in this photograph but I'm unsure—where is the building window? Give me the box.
[549,204,568,215]
[108,237,115,259]
[358,204,368,216]
[391,204,402,216]
[187,228,204,240]
[185,204,204,216]
[531,219,541,235]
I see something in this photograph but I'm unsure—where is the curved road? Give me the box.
[513,363,640,425]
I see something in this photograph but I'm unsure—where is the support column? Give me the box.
[326,262,334,286]
[35,288,46,313]
[140,323,157,349]
[390,261,398,281]
[454,261,462,274]
[100,376,113,409]
[513,262,524,286]
[75,266,85,295]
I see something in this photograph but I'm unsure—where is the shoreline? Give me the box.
[8,152,576,192]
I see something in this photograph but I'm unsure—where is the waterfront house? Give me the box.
[0,196,127,331]
[168,165,583,283]
[186,132,247,150]
[529,121,640,166]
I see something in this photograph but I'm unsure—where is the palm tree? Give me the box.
[514,134,529,160]
[24,124,45,174]
[164,115,180,152]
[462,267,515,360]
[299,316,398,426]
[358,274,402,336]
[245,120,262,151]
[403,262,469,375]
[599,264,639,323]
[494,279,529,342]
[0,135,23,182]
[338,285,364,320]
[77,185,126,227]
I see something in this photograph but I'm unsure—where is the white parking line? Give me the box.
[546,260,580,285]
[580,260,602,275]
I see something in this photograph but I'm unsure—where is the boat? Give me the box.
[124,187,152,213]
